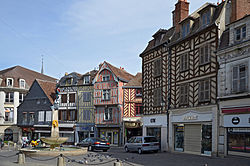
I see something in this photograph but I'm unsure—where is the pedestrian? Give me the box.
[0,138,3,150]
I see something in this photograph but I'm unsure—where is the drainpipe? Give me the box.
[167,45,172,152]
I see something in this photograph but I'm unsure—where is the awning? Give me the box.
[222,107,250,114]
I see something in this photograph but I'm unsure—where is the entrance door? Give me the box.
[107,132,113,144]
[174,125,184,152]
[113,132,118,145]
[184,124,201,153]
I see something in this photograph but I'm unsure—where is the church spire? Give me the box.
[41,55,44,74]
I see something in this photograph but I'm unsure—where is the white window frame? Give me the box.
[6,78,14,87]
[5,92,14,103]
[46,111,52,122]
[104,108,112,121]
[235,25,246,41]
[102,89,110,101]
[83,76,90,84]
[19,79,25,89]
[102,75,110,82]
[232,64,248,93]
[38,111,45,122]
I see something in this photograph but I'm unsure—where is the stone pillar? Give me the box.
[51,109,59,138]
[0,91,5,124]
[57,155,65,166]
[13,91,19,124]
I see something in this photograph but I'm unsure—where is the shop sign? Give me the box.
[172,111,212,123]
[224,114,250,127]
[183,115,198,120]
[150,118,156,123]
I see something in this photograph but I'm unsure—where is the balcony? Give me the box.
[59,102,76,107]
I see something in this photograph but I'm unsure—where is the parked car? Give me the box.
[124,136,160,154]
[77,137,110,152]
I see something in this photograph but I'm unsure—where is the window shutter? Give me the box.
[232,66,239,92]
[185,84,188,104]
[154,89,157,106]
[154,60,158,76]
[205,44,209,63]
[180,55,184,71]
[204,80,210,100]
[199,81,204,101]
[200,47,204,64]
[239,65,247,92]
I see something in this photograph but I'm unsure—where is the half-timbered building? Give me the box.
[93,61,134,145]
[58,72,81,144]
[122,73,143,144]
[75,70,97,143]
[169,1,228,156]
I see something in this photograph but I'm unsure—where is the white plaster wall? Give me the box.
[0,91,5,124]
[13,91,19,124]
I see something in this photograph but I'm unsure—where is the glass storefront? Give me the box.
[174,124,184,152]
[201,124,212,155]
[147,127,161,148]
[228,131,250,153]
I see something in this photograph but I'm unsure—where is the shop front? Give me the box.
[75,123,96,143]
[97,125,121,145]
[170,109,215,156]
[142,115,167,151]
[223,113,250,155]
[123,117,142,144]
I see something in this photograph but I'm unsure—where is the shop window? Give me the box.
[228,131,250,153]
[201,124,212,155]
[6,78,13,87]
[232,64,248,93]
[38,111,44,122]
[199,44,210,65]
[147,127,161,144]
[83,92,91,102]
[199,79,210,102]
[61,94,67,103]
[154,58,162,77]
[154,88,162,106]
[179,84,189,105]
[104,108,112,121]
[102,89,110,101]
[4,129,13,141]
[174,125,184,152]
[5,92,14,103]
[180,53,189,71]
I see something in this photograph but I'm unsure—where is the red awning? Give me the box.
[222,107,250,114]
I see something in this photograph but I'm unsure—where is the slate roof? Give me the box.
[123,73,142,88]
[0,65,57,88]
[36,79,57,104]
[104,61,134,82]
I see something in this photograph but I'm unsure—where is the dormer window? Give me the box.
[19,79,25,89]
[102,75,110,82]
[83,76,90,84]
[182,22,190,37]
[6,78,13,87]
[235,25,246,41]
[201,11,210,27]
[65,78,72,86]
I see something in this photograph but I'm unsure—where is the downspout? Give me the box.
[167,45,172,152]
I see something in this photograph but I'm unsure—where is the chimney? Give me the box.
[230,0,250,23]
[172,0,189,33]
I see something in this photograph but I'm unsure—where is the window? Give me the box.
[5,92,14,103]
[69,93,75,103]
[83,76,90,84]
[235,25,246,41]
[102,89,110,101]
[154,88,162,106]
[135,103,143,115]
[199,79,210,102]
[61,94,67,103]
[62,110,67,121]
[182,22,190,37]
[102,75,110,82]
[154,59,162,77]
[46,111,52,121]
[232,64,248,93]
[23,112,27,123]
[65,78,72,85]
[19,79,25,88]
[180,84,189,105]
[29,113,34,124]
[4,108,13,122]
[69,110,76,121]
[6,78,13,87]
[104,108,112,121]
[136,89,142,97]
[19,93,25,103]
[200,44,210,65]
[83,110,91,120]
[83,92,91,102]
[202,11,210,27]
[180,53,189,71]
[38,111,44,122]
[36,99,40,104]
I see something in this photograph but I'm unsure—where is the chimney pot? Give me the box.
[173,0,189,33]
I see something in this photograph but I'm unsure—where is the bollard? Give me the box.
[18,152,25,164]
[114,159,122,166]
[57,154,65,166]
[14,143,16,150]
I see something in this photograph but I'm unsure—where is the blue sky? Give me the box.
[0,0,216,79]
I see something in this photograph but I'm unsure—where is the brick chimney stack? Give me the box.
[172,0,189,33]
[230,0,250,23]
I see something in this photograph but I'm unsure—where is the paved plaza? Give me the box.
[0,146,250,166]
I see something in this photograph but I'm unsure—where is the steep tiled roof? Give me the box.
[36,79,56,104]
[0,65,57,88]
[123,73,142,87]
[104,61,134,82]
